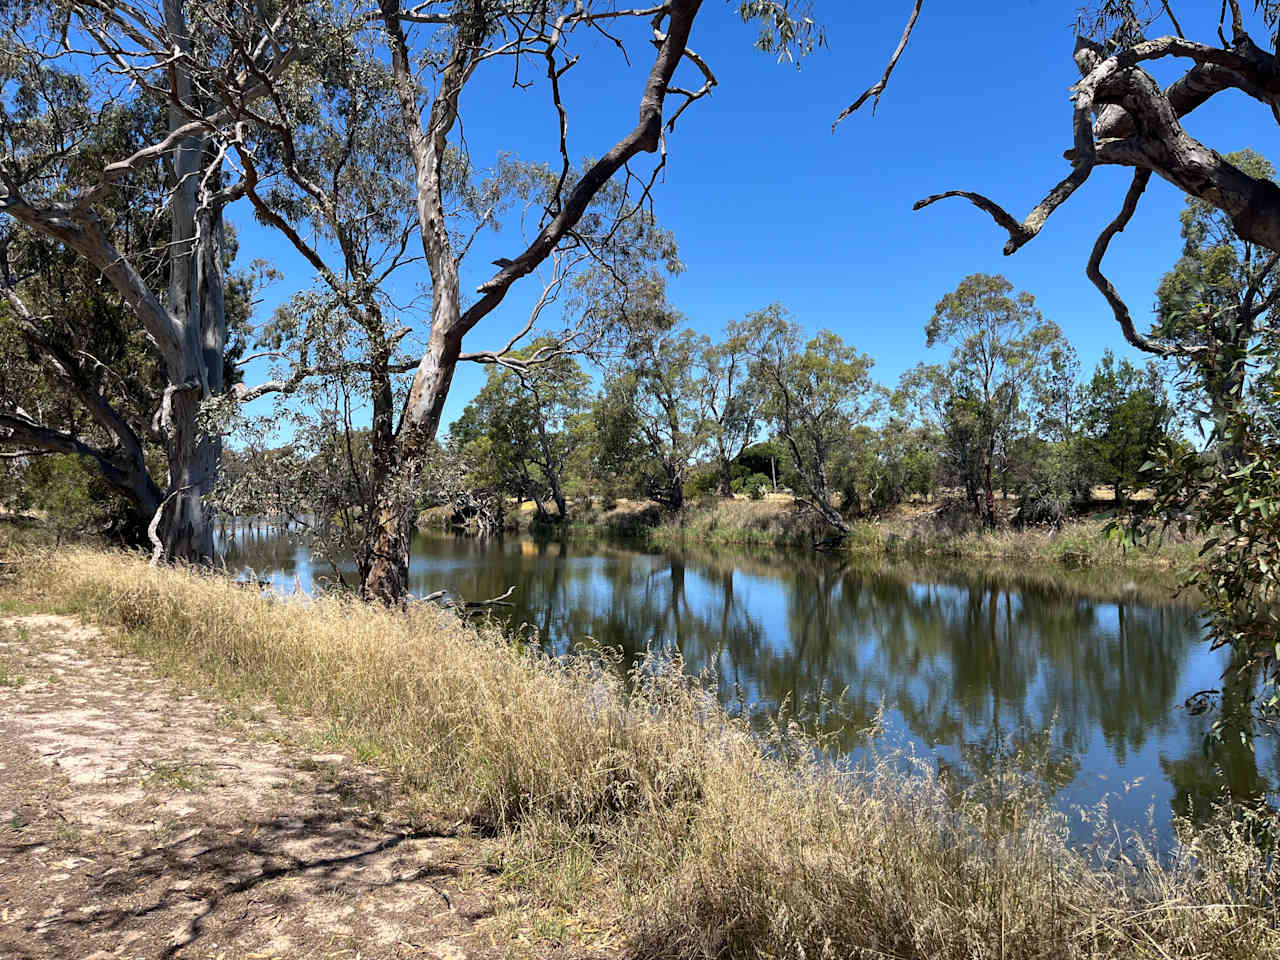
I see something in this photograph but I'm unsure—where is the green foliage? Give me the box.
[598,298,714,510]
[448,344,592,517]
[735,1,826,63]
[1154,149,1280,435]
[1010,438,1089,528]
[1144,400,1280,729]
[1080,350,1174,504]
[745,304,884,533]
[15,455,112,544]
[704,321,765,495]
[866,414,940,509]
[736,441,786,481]
[903,274,1068,526]
[588,374,647,504]
[1140,307,1280,733]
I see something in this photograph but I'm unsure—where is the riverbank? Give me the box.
[0,612,526,959]
[555,495,1199,581]
[2,549,1275,959]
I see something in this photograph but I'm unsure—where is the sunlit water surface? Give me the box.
[222,522,1279,844]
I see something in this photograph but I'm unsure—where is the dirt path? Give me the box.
[0,614,585,960]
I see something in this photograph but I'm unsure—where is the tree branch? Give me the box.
[832,0,923,128]
[464,0,703,322]
[1086,169,1182,357]
[0,409,160,512]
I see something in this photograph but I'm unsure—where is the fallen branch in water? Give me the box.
[420,585,518,614]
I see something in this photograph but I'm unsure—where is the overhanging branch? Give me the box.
[832,0,923,128]
[1086,168,1181,358]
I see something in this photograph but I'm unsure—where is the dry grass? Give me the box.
[873,512,1199,568]
[650,496,819,547]
[8,548,1279,960]
[616,496,1198,580]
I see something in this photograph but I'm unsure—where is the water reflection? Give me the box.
[223,525,1279,839]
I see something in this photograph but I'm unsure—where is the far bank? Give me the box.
[422,492,1200,584]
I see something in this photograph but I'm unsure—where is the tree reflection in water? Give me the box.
[226,529,1278,838]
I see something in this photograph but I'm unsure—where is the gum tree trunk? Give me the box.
[362,311,460,604]
[154,0,228,563]
[2,0,228,564]
[982,446,996,529]
[364,0,706,604]
[718,457,734,497]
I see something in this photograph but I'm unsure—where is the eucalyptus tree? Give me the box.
[1079,350,1173,506]
[448,343,591,519]
[921,275,1066,528]
[515,348,593,518]
[703,322,763,497]
[194,0,826,602]
[0,1,292,561]
[586,373,646,504]
[357,0,828,600]
[448,385,539,513]
[746,304,883,538]
[896,365,970,512]
[1033,341,1083,446]
[606,318,714,511]
[1152,149,1280,453]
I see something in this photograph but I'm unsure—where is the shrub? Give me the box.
[732,472,770,499]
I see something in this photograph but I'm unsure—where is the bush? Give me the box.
[1012,439,1091,529]
[731,472,769,499]
[685,467,720,497]
[1014,488,1069,528]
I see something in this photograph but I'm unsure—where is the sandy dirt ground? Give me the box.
[0,614,593,960]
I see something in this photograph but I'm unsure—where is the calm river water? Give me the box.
[224,525,1279,842]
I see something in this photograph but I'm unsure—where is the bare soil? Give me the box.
[0,614,599,959]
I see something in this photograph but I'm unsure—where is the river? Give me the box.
[223,523,1279,843]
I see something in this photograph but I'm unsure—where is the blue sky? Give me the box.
[230,1,1280,433]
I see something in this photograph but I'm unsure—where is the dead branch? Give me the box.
[832,0,923,128]
[1085,169,1182,357]
[423,584,518,612]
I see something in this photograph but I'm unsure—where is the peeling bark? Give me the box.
[0,0,233,562]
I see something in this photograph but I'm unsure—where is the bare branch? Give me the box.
[1159,0,1184,39]
[913,162,1092,256]
[914,70,1098,254]
[1086,169,1184,357]
[234,358,418,402]
[664,43,717,133]
[0,408,159,512]
[465,2,700,309]
[458,252,580,369]
[832,0,923,128]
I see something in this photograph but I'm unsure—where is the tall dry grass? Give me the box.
[873,513,1200,574]
[11,548,1280,959]
[637,497,1199,581]
[650,496,820,547]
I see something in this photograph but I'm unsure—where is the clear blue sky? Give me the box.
[231,2,1280,432]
